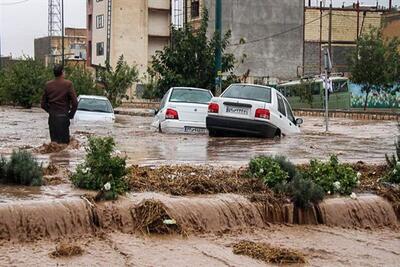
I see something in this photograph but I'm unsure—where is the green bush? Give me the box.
[385,163,400,184]
[272,155,297,180]
[385,132,400,184]
[249,156,289,188]
[0,156,6,180]
[65,65,102,96]
[1,150,43,186]
[302,155,358,195]
[285,175,325,208]
[70,136,128,199]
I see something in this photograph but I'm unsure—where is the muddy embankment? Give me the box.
[0,193,397,242]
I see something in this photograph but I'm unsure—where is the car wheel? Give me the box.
[273,129,281,140]
[208,129,219,137]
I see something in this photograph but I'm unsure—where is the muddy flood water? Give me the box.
[0,107,398,169]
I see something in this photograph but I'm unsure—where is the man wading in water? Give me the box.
[41,64,78,144]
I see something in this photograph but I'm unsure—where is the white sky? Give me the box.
[0,0,395,58]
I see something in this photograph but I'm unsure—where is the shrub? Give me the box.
[70,136,128,199]
[385,132,400,184]
[302,155,358,195]
[0,156,6,180]
[272,155,297,180]
[285,175,325,208]
[249,156,289,188]
[64,65,102,96]
[2,150,43,186]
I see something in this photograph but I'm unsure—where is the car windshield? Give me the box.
[222,84,272,103]
[169,88,212,104]
[78,98,113,113]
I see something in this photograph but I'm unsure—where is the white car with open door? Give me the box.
[152,87,213,134]
[206,84,303,138]
[74,95,115,123]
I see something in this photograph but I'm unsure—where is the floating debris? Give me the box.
[232,240,306,264]
[50,242,84,258]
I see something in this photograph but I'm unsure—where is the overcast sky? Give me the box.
[0,0,395,58]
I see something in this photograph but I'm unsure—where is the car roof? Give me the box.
[227,83,276,90]
[171,87,211,92]
[79,95,110,101]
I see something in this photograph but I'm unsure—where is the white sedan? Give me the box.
[206,84,303,138]
[73,95,115,123]
[152,87,213,134]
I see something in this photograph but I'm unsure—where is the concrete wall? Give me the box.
[199,0,304,80]
[382,11,400,41]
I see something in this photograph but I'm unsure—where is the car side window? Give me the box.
[277,94,286,116]
[284,99,295,123]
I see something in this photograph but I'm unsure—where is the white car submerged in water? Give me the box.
[74,95,115,123]
[152,87,213,134]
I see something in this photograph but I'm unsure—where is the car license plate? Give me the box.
[184,126,206,133]
[226,106,249,115]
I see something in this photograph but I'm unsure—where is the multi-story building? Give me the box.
[34,27,87,66]
[186,0,305,82]
[87,0,171,78]
[304,4,383,75]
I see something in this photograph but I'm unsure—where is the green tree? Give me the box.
[65,65,102,96]
[0,58,52,108]
[150,10,236,97]
[349,28,400,110]
[98,55,139,107]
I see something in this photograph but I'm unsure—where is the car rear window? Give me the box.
[222,85,272,103]
[169,88,212,104]
[78,98,113,113]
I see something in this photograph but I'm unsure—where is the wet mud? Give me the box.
[0,107,398,168]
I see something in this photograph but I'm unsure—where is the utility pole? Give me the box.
[215,0,222,96]
[356,0,360,40]
[328,2,332,60]
[61,0,65,67]
[323,48,332,132]
[319,1,323,73]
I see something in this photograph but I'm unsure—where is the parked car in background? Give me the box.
[152,87,213,133]
[206,84,303,138]
[73,95,115,123]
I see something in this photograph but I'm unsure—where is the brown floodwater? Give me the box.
[0,107,398,169]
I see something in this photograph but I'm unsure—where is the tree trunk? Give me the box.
[363,90,370,111]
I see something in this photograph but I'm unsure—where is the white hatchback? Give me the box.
[152,87,213,134]
[74,95,115,123]
[206,84,303,138]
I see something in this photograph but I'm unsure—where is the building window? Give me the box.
[96,14,104,29]
[96,42,104,56]
[191,0,200,18]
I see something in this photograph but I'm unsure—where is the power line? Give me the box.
[0,0,30,6]
[230,13,330,47]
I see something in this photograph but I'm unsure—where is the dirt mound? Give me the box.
[50,241,84,257]
[351,162,388,191]
[132,200,183,235]
[233,240,306,264]
[127,165,271,196]
[34,137,80,154]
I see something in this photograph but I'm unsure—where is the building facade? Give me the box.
[382,11,400,41]
[304,5,382,75]
[87,0,171,78]
[186,0,304,82]
[34,28,87,66]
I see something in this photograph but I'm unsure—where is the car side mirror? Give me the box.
[296,118,304,125]
[154,108,159,115]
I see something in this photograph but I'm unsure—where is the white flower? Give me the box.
[104,182,111,191]
[394,169,398,175]
[82,167,90,174]
[396,161,400,167]
[357,172,362,179]
[333,181,341,191]
[327,191,331,195]
[113,150,122,156]
[350,192,357,200]
[259,168,264,174]
[356,180,361,186]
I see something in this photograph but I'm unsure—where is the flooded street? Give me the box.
[0,107,398,168]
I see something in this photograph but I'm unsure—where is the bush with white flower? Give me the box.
[385,134,400,184]
[70,136,128,200]
[302,155,358,195]
[248,155,290,188]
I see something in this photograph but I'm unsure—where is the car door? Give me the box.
[275,93,291,134]
[283,97,300,134]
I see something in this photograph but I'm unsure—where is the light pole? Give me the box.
[215,0,222,95]
[61,0,65,67]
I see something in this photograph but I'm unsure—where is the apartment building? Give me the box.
[87,0,171,77]
[34,27,87,66]
[304,5,383,75]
